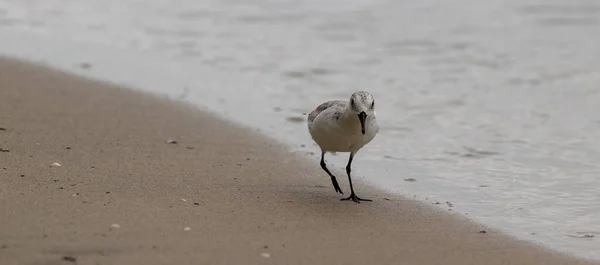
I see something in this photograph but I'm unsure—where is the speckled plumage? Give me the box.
[307,100,345,123]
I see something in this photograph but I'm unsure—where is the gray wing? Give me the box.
[307,100,346,123]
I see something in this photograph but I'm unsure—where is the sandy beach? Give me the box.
[0,56,596,265]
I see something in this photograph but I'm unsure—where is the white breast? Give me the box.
[308,109,379,153]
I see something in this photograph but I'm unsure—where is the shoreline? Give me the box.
[0,56,597,265]
[2,30,598,260]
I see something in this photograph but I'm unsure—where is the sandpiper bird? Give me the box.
[307,91,379,203]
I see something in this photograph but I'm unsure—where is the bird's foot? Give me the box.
[341,193,372,203]
[331,177,344,194]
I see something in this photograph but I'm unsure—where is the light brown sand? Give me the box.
[0,56,596,265]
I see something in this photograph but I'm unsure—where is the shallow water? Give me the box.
[1,0,599,260]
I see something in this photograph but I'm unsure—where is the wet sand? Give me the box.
[0,56,596,265]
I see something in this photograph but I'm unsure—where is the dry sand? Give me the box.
[0,56,597,265]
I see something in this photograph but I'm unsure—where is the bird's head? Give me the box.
[349,91,375,135]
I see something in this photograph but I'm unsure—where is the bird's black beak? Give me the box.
[358,112,367,135]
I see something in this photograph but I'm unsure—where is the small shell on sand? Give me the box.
[261,252,271,258]
[184,227,191,231]
[52,162,61,167]
[111,223,120,229]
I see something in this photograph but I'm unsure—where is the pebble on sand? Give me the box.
[166,139,178,144]
[261,252,271,258]
[51,162,61,167]
[184,227,191,231]
[111,223,120,229]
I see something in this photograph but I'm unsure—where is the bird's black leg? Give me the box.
[341,152,372,203]
[320,152,343,194]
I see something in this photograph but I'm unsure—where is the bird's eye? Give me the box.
[371,101,375,109]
